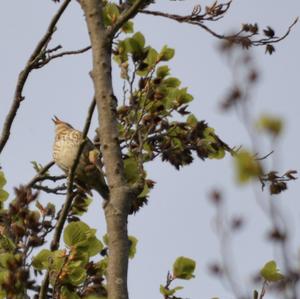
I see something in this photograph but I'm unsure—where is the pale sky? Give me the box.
[1,1,300,298]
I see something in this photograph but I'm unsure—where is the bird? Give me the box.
[52,116,109,199]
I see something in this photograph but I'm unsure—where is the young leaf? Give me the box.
[124,157,140,184]
[0,171,7,189]
[32,249,52,270]
[257,114,283,136]
[122,21,134,33]
[66,263,87,285]
[156,65,170,78]
[144,47,158,68]
[103,3,120,25]
[160,285,183,296]
[187,114,198,127]
[64,221,91,247]
[260,260,284,282]
[159,45,175,61]
[235,150,263,183]
[132,32,145,49]
[60,286,81,299]
[0,190,9,202]
[0,171,9,203]
[164,77,181,88]
[173,256,196,280]
[128,236,138,259]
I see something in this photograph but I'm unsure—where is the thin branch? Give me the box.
[35,45,91,68]
[32,184,67,195]
[51,98,96,250]
[255,150,274,161]
[26,161,55,188]
[140,9,298,47]
[108,0,149,38]
[38,98,96,299]
[0,0,72,155]
[34,174,66,183]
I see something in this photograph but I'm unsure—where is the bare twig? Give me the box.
[26,161,55,188]
[0,0,72,155]
[255,150,274,161]
[140,9,298,48]
[35,45,91,68]
[33,174,66,183]
[38,98,96,299]
[32,184,67,195]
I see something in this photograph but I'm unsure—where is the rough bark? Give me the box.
[80,1,132,299]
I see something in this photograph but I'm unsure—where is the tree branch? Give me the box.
[38,98,96,299]
[80,1,133,299]
[26,161,55,188]
[140,9,298,48]
[35,45,91,68]
[0,0,72,155]
[108,0,150,38]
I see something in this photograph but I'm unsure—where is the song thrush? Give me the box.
[52,116,109,199]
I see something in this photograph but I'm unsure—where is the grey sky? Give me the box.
[1,1,300,298]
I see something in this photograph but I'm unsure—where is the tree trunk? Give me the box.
[80,1,132,299]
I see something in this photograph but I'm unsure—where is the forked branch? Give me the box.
[0,0,72,155]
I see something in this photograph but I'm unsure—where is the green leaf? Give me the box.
[50,250,67,271]
[137,183,150,198]
[0,235,15,252]
[124,157,140,184]
[173,256,196,280]
[132,32,145,48]
[67,263,87,285]
[0,253,16,268]
[64,222,103,257]
[176,88,193,104]
[164,77,181,88]
[187,114,198,127]
[64,221,91,247]
[156,65,170,78]
[160,285,183,296]
[260,260,284,282]
[235,150,263,183]
[159,45,175,61]
[128,236,138,259]
[32,249,52,270]
[60,286,81,299]
[122,21,134,33]
[208,148,226,160]
[144,47,158,67]
[257,114,283,136]
[124,38,143,56]
[0,190,8,202]
[0,171,6,189]
[0,171,8,203]
[103,3,120,26]
[85,237,103,257]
